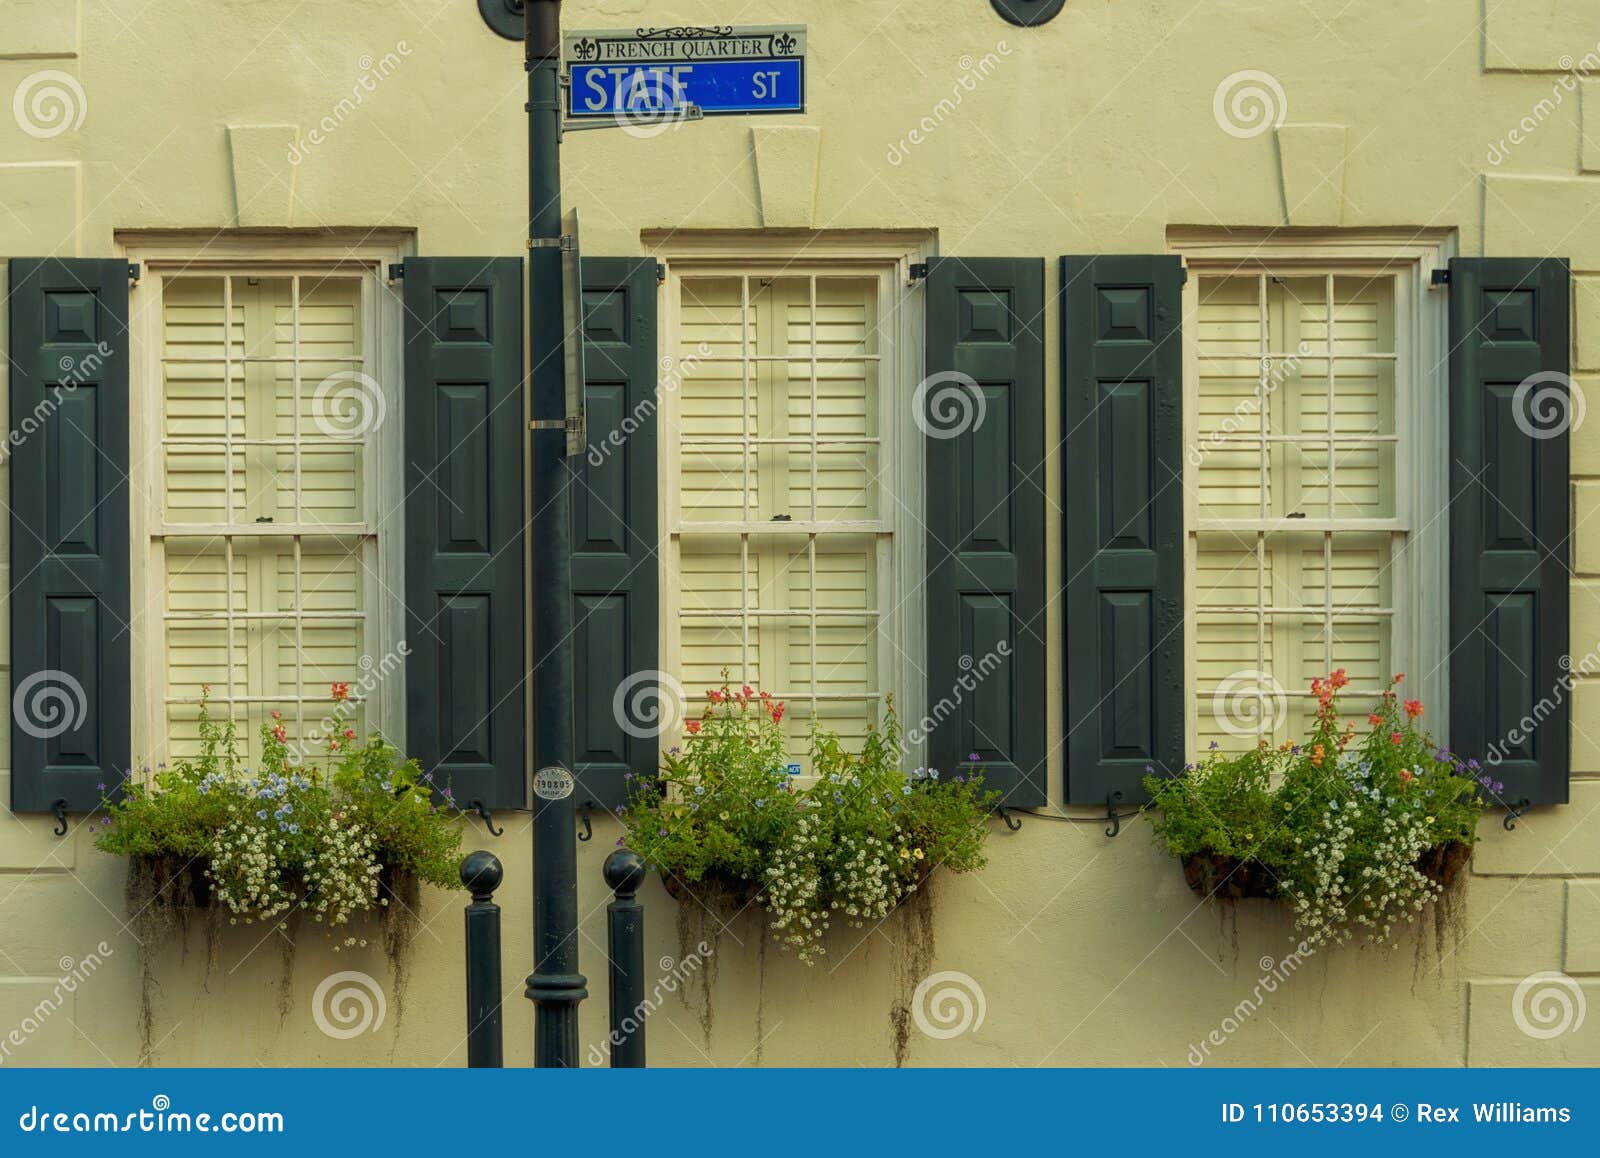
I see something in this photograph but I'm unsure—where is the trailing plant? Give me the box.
[620,680,997,964]
[1145,671,1490,948]
[92,688,463,948]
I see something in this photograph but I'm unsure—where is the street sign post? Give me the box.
[564,26,805,119]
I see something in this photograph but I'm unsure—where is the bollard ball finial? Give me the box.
[603,848,647,897]
[460,850,504,898]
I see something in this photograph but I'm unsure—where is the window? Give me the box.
[662,263,911,767]
[1181,245,1447,755]
[130,248,403,767]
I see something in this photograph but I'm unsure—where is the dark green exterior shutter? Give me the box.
[924,257,1047,807]
[404,258,526,809]
[570,257,658,812]
[1449,257,1571,806]
[7,259,131,813]
[1060,255,1184,806]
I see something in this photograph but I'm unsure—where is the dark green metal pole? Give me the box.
[460,851,504,1068]
[603,850,647,1067]
[522,0,586,1067]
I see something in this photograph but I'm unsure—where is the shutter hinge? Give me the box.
[529,415,585,435]
[656,261,667,285]
[127,262,141,283]
[388,263,406,282]
[908,262,930,282]
[1180,266,1189,286]
[1430,268,1451,288]
[528,235,577,251]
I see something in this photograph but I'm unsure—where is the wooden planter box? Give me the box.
[1180,840,1471,901]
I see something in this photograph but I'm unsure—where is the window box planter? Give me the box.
[1180,839,1472,902]
[621,680,996,963]
[1147,671,1491,947]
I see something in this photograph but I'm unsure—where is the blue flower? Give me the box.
[1208,740,1219,750]
[694,785,705,795]
[912,768,925,780]
[902,785,913,795]
[256,809,268,820]
[833,792,843,804]
[929,770,940,781]
[967,751,980,762]
[850,776,861,788]
[755,799,766,808]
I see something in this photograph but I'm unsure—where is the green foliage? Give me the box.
[1145,671,1490,946]
[620,680,997,963]
[93,692,463,945]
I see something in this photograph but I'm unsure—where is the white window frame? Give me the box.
[645,230,933,765]
[1171,229,1455,754]
[119,231,411,764]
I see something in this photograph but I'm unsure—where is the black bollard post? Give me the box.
[602,849,647,1068]
[460,851,504,1068]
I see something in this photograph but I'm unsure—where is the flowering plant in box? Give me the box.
[619,678,997,963]
[1145,671,1489,948]
[92,688,462,946]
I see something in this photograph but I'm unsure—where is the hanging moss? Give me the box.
[887,879,936,1067]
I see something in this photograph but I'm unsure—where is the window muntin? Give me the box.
[154,272,380,764]
[667,271,893,759]
[1189,271,1406,751]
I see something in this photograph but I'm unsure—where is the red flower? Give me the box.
[1403,699,1424,719]
[686,720,702,734]
[1329,668,1349,690]
[1310,744,1325,767]
[759,690,772,700]
[1399,769,1413,784]
[708,689,723,703]
[331,682,350,701]
[1367,713,1383,726]
[343,728,356,740]
[1390,732,1403,746]
[741,685,754,700]
[1392,672,1405,685]
[271,725,287,743]
[770,702,786,724]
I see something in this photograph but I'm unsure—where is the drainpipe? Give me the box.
[521,0,587,1067]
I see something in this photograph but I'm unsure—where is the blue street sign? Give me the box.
[565,26,806,119]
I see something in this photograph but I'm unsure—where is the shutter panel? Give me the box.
[570,258,658,811]
[1448,257,1571,806]
[924,257,1047,807]
[7,259,131,813]
[404,258,526,809]
[1061,255,1184,805]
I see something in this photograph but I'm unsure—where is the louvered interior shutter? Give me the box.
[7,259,131,813]
[1061,255,1184,806]
[403,258,526,809]
[1448,257,1571,806]
[571,257,658,811]
[923,257,1047,807]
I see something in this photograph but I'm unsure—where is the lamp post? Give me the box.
[482,0,587,1067]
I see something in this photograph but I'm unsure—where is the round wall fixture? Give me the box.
[479,0,525,41]
[991,0,1067,26]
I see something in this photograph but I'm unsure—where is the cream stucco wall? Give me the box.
[3,0,1600,1067]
